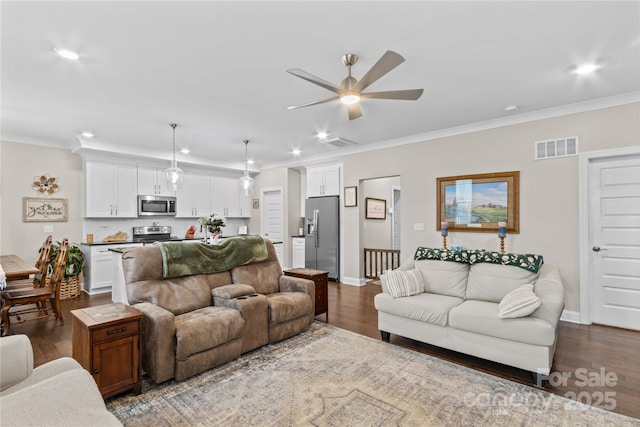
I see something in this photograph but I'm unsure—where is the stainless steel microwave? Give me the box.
[138,195,176,216]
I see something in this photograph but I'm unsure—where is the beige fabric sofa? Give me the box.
[0,335,121,426]
[374,248,565,383]
[122,238,315,383]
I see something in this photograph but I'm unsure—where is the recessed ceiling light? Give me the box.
[292,149,301,157]
[316,131,329,140]
[573,62,600,76]
[54,48,80,61]
[247,159,255,165]
[81,131,94,138]
[504,105,518,112]
[180,148,190,154]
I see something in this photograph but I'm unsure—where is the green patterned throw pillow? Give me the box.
[468,250,543,273]
[414,247,470,264]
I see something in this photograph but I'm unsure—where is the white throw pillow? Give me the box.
[498,284,541,318]
[380,269,425,298]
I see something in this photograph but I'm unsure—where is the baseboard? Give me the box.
[560,309,583,324]
[341,276,367,286]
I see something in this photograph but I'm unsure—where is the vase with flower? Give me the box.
[200,212,227,244]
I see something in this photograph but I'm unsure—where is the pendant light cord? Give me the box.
[243,139,249,176]
[171,123,178,162]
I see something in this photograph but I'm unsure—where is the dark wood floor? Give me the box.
[12,282,639,419]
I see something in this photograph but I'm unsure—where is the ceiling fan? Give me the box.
[287,50,423,120]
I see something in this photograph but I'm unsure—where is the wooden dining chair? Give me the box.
[5,236,53,290]
[0,238,68,336]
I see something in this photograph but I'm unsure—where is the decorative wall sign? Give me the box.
[23,197,68,222]
[344,186,357,207]
[365,197,387,220]
[436,171,519,233]
[252,198,259,209]
[32,174,59,194]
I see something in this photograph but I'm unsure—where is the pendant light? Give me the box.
[165,123,184,190]
[239,139,254,197]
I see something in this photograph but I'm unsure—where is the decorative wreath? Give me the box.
[32,174,60,195]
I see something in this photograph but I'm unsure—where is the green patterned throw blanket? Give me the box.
[414,246,544,273]
[155,235,268,278]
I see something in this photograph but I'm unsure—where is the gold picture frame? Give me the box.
[23,197,68,222]
[365,197,387,220]
[344,186,358,207]
[436,171,519,233]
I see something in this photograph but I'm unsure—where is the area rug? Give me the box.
[107,322,638,426]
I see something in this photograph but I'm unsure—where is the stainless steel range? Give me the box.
[132,225,172,243]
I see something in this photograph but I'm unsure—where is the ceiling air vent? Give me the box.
[322,137,357,148]
[535,136,578,160]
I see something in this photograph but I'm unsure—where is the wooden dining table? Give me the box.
[0,255,39,281]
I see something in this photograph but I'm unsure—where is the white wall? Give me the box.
[342,102,640,311]
[0,141,84,264]
[361,176,400,249]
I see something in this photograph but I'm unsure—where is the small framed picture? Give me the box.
[365,197,386,220]
[23,197,68,222]
[344,186,357,207]
[252,198,259,209]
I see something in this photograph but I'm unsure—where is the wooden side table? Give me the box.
[285,268,329,321]
[71,303,143,398]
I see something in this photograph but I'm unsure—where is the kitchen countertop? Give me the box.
[292,235,305,238]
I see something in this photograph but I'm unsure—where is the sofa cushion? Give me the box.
[380,269,424,298]
[266,292,313,324]
[127,275,212,315]
[174,306,244,359]
[448,300,556,346]
[231,260,282,294]
[414,260,469,298]
[374,292,463,327]
[498,284,541,318]
[465,263,538,303]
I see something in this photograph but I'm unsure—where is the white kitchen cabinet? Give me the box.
[273,242,285,268]
[176,171,210,217]
[138,165,176,196]
[292,237,305,268]
[85,161,138,218]
[210,176,250,218]
[83,243,143,295]
[306,164,340,197]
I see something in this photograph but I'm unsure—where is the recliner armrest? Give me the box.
[132,302,176,384]
[212,284,256,300]
[0,335,34,391]
[279,275,315,299]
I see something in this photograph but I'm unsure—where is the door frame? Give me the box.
[578,145,640,324]
[391,185,401,250]
[259,186,284,239]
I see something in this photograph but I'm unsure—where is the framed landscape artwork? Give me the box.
[436,171,519,233]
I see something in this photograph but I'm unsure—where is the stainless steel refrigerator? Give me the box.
[305,196,339,280]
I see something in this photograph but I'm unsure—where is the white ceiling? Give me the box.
[2,1,639,173]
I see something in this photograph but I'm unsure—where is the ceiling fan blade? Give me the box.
[287,96,340,110]
[347,103,362,120]
[286,68,341,94]
[361,89,424,101]
[353,50,405,92]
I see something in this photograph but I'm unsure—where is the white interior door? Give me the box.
[589,153,640,330]
[392,186,401,250]
[260,188,284,265]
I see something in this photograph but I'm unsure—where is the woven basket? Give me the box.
[59,276,82,300]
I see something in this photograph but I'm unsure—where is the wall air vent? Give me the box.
[535,136,579,160]
[322,137,357,148]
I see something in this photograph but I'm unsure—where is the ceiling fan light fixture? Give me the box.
[239,139,254,197]
[340,93,360,105]
[165,123,184,190]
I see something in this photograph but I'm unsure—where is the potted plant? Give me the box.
[49,241,86,299]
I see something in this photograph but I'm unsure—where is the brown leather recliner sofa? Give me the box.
[121,238,314,383]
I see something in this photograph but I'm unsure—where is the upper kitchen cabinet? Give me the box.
[306,164,340,197]
[210,176,250,218]
[176,171,210,217]
[138,165,176,197]
[85,161,138,218]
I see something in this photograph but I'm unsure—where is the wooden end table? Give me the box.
[71,303,143,398]
[285,268,329,321]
